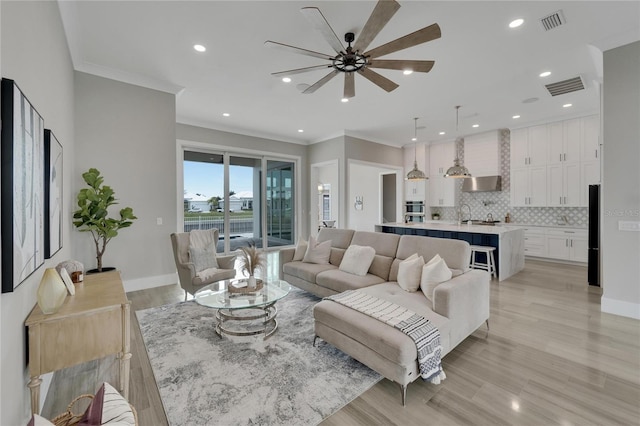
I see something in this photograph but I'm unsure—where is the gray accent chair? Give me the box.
[170,229,237,300]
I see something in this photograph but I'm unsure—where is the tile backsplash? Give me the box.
[431,129,588,227]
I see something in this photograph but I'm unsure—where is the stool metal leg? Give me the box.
[489,250,497,278]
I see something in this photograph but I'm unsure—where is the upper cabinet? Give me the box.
[548,119,581,165]
[581,114,600,162]
[429,142,455,176]
[464,130,500,177]
[510,125,548,168]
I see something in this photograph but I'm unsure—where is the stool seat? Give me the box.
[469,245,497,278]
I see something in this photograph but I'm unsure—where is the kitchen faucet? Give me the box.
[458,204,472,224]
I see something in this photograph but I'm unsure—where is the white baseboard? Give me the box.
[123,273,177,293]
[601,297,640,320]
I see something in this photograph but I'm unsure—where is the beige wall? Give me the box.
[74,72,177,288]
[345,135,403,167]
[0,1,75,423]
[601,41,640,319]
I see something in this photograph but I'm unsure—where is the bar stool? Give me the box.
[469,245,497,278]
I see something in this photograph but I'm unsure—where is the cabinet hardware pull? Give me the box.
[595,149,598,159]
[571,240,573,247]
[560,196,562,204]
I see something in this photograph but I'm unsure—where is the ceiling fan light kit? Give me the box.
[445,106,472,179]
[266,0,440,99]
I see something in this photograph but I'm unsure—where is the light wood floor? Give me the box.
[42,259,640,425]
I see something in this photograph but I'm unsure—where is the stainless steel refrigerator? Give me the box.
[588,184,600,286]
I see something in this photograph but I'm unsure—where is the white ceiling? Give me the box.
[58,1,640,148]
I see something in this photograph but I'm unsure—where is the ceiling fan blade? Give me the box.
[344,73,355,99]
[364,23,441,59]
[368,59,435,73]
[271,64,332,77]
[358,68,399,92]
[303,70,340,94]
[265,41,334,61]
[353,0,401,53]
[301,7,345,54]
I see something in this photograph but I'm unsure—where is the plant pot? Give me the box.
[247,276,257,290]
[86,267,117,275]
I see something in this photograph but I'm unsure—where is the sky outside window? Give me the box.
[184,161,253,198]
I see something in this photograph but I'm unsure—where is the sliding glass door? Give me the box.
[183,150,296,252]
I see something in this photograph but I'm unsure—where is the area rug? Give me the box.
[136,288,382,426]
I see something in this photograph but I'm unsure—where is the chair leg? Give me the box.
[184,290,188,302]
[489,251,497,278]
[399,383,407,406]
[486,319,490,330]
[313,335,319,347]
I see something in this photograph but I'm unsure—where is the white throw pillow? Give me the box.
[302,236,331,264]
[189,241,219,272]
[421,254,453,302]
[339,245,376,276]
[397,253,425,292]
[293,237,308,261]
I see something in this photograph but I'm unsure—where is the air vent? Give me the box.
[540,10,566,31]
[545,76,585,97]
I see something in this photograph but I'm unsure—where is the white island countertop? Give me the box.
[378,221,525,235]
[376,222,525,281]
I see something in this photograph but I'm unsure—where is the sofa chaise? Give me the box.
[279,228,490,404]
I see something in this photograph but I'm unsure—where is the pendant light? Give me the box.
[406,117,427,181]
[444,106,472,178]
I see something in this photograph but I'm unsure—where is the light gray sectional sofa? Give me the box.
[278,228,490,405]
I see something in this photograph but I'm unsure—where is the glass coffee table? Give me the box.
[194,279,291,339]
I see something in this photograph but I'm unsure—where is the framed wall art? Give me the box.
[1,78,45,293]
[44,129,63,259]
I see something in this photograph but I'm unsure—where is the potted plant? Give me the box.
[237,245,266,289]
[72,168,137,273]
[432,212,441,220]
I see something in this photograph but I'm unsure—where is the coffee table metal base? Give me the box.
[215,302,278,339]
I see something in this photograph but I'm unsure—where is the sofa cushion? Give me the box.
[283,261,336,283]
[317,228,355,249]
[421,255,453,302]
[351,231,399,280]
[339,245,376,276]
[316,269,385,293]
[293,237,308,261]
[303,236,331,264]
[314,283,451,366]
[397,254,424,292]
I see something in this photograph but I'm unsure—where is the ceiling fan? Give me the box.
[265,0,441,99]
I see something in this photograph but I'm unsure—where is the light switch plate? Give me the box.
[618,221,640,231]
[157,217,163,225]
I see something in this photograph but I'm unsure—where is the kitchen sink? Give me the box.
[469,219,501,226]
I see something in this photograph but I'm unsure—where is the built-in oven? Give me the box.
[404,201,425,222]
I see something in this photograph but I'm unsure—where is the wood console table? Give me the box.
[25,270,131,414]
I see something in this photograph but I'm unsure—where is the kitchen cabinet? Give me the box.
[548,119,581,165]
[510,166,547,206]
[522,227,546,257]
[405,179,427,202]
[581,114,600,161]
[547,161,581,207]
[546,229,588,262]
[429,175,456,207]
[429,142,455,176]
[511,125,548,168]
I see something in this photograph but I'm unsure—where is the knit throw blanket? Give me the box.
[325,290,446,384]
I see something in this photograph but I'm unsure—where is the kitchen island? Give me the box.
[375,221,525,281]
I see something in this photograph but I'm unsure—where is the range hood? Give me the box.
[462,176,502,192]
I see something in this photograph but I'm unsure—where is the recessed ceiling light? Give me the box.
[403,70,413,75]
[282,77,292,83]
[512,115,521,119]
[563,103,572,108]
[539,71,551,77]
[193,44,206,52]
[472,124,480,128]
[439,131,445,135]
[222,113,230,117]
[411,137,417,141]
[341,98,349,103]
[298,129,304,133]
[509,18,524,28]
[523,97,539,104]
